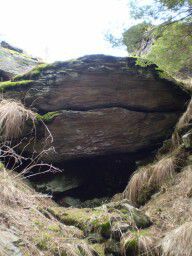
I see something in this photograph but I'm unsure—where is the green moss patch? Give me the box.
[14,63,50,80]
[48,201,151,240]
[136,58,154,67]
[36,111,60,123]
[48,207,110,235]
[0,80,33,91]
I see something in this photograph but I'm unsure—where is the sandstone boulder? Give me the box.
[3,55,189,163]
[0,41,39,80]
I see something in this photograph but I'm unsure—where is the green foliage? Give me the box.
[129,0,192,21]
[146,21,192,74]
[122,17,192,76]
[136,58,154,67]
[123,22,152,54]
[155,67,174,80]
[160,0,191,10]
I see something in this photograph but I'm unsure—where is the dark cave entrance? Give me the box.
[28,149,156,207]
[2,143,157,207]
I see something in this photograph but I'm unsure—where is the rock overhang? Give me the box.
[2,54,190,163]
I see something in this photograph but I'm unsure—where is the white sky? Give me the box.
[0,0,138,62]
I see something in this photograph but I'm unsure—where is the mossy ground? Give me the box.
[0,163,153,255]
[48,207,111,235]
[48,201,151,239]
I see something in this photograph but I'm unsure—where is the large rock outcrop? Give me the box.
[0,41,39,80]
[3,55,189,164]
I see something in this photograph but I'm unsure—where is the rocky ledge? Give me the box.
[0,41,39,81]
[4,54,189,161]
[1,55,189,197]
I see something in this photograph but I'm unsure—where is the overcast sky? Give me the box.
[0,0,137,62]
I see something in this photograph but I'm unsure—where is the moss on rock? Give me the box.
[48,207,111,236]
[0,80,33,91]
[48,201,151,241]
[36,111,60,123]
[14,63,50,80]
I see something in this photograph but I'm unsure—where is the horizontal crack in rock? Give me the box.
[39,104,182,115]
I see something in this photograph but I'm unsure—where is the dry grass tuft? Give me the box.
[0,99,36,139]
[0,166,85,255]
[120,230,158,256]
[0,164,37,207]
[123,147,186,207]
[149,156,176,190]
[171,131,182,149]
[143,166,192,234]
[171,99,192,148]
[59,240,96,256]
[160,222,192,256]
[176,99,192,131]
[122,166,153,207]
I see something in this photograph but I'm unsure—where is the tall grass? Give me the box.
[0,99,35,139]
[160,222,192,256]
[123,166,152,206]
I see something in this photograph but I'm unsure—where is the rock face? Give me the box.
[0,41,39,80]
[7,55,189,163]
[1,41,23,54]
[2,54,189,197]
[35,109,180,162]
[12,55,188,113]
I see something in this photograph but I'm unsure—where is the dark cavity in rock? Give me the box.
[29,149,156,207]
